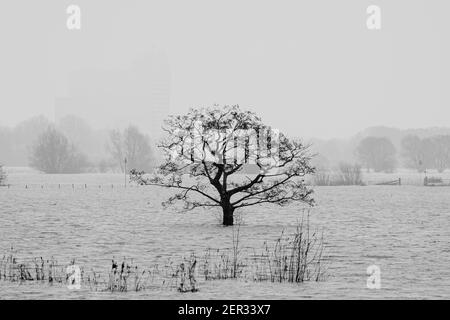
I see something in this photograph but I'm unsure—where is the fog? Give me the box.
[2,3,450,301]
[0,1,449,170]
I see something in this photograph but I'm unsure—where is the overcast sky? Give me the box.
[0,0,448,139]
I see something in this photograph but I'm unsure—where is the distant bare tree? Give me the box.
[14,115,51,146]
[0,127,13,165]
[401,135,426,172]
[29,127,88,174]
[5,115,51,166]
[425,135,450,173]
[356,137,397,173]
[0,164,6,185]
[130,105,315,226]
[109,129,124,171]
[402,135,450,173]
[108,125,154,173]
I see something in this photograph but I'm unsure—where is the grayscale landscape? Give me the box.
[1,1,449,300]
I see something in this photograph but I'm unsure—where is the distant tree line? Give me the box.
[0,114,155,174]
[354,134,450,173]
[4,116,450,175]
[356,137,397,173]
[29,124,154,174]
[108,125,154,173]
[29,127,88,173]
[401,135,450,173]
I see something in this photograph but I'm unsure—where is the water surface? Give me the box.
[1,173,449,299]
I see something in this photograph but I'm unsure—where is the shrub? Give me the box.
[356,136,397,173]
[29,127,88,173]
[312,169,332,186]
[256,213,327,283]
[335,162,363,185]
[313,163,363,186]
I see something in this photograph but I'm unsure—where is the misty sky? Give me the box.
[0,0,449,139]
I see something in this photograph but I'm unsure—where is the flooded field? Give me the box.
[1,172,449,299]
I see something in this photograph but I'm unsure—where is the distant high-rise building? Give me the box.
[54,52,171,139]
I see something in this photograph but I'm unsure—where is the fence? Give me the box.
[0,183,143,190]
[424,176,450,186]
[372,178,402,186]
[2,176,450,189]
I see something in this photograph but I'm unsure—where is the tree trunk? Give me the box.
[222,205,234,226]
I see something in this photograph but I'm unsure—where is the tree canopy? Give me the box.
[131,105,315,226]
[108,125,154,173]
[29,127,88,174]
[356,136,397,173]
[402,135,450,173]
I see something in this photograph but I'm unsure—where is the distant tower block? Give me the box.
[54,52,171,139]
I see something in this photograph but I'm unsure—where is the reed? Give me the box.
[198,211,328,284]
[0,211,328,292]
[175,253,198,293]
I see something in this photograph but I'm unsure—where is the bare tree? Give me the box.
[401,135,426,172]
[356,136,397,173]
[130,105,315,226]
[0,164,6,185]
[425,135,450,173]
[108,125,154,172]
[29,127,88,174]
[109,129,125,172]
[402,135,450,173]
